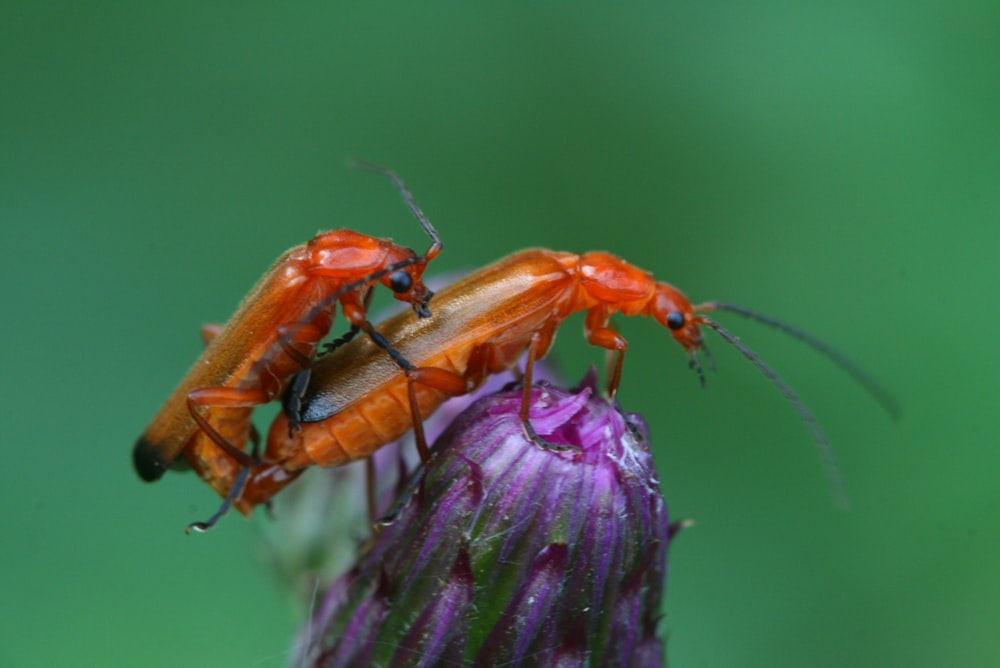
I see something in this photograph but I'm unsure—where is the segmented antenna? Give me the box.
[687,350,706,388]
[699,316,851,509]
[697,301,900,420]
[349,159,443,258]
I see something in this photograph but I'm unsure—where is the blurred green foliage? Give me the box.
[2,2,998,666]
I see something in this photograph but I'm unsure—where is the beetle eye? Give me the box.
[666,311,685,330]
[388,270,413,293]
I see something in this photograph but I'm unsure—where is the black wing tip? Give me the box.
[133,436,169,482]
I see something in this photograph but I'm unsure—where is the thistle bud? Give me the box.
[296,372,669,666]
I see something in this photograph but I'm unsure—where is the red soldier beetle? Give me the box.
[210,249,895,514]
[132,163,444,530]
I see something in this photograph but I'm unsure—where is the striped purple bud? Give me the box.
[294,371,670,666]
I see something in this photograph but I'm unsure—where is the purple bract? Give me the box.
[295,371,670,667]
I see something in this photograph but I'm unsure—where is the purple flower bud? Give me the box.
[261,365,559,599]
[295,371,670,666]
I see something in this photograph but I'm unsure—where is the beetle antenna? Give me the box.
[699,316,850,508]
[349,159,443,260]
[687,350,706,388]
[700,339,716,372]
[697,301,899,420]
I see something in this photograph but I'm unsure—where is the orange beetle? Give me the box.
[198,249,894,515]
[133,164,443,529]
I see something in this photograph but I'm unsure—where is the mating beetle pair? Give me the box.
[134,165,894,531]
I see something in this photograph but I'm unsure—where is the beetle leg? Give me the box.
[373,464,428,532]
[248,421,261,458]
[321,286,374,355]
[356,318,466,462]
[185,465,252,534]
[282,369,312,436]
[583,307,628,399]
[321,324,362,355]
[274,324,321,370]
[520,329,581,453]
[186,387,270,468]
[581,308,650,440]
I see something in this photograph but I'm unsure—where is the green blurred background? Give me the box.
[2,2,997,666]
